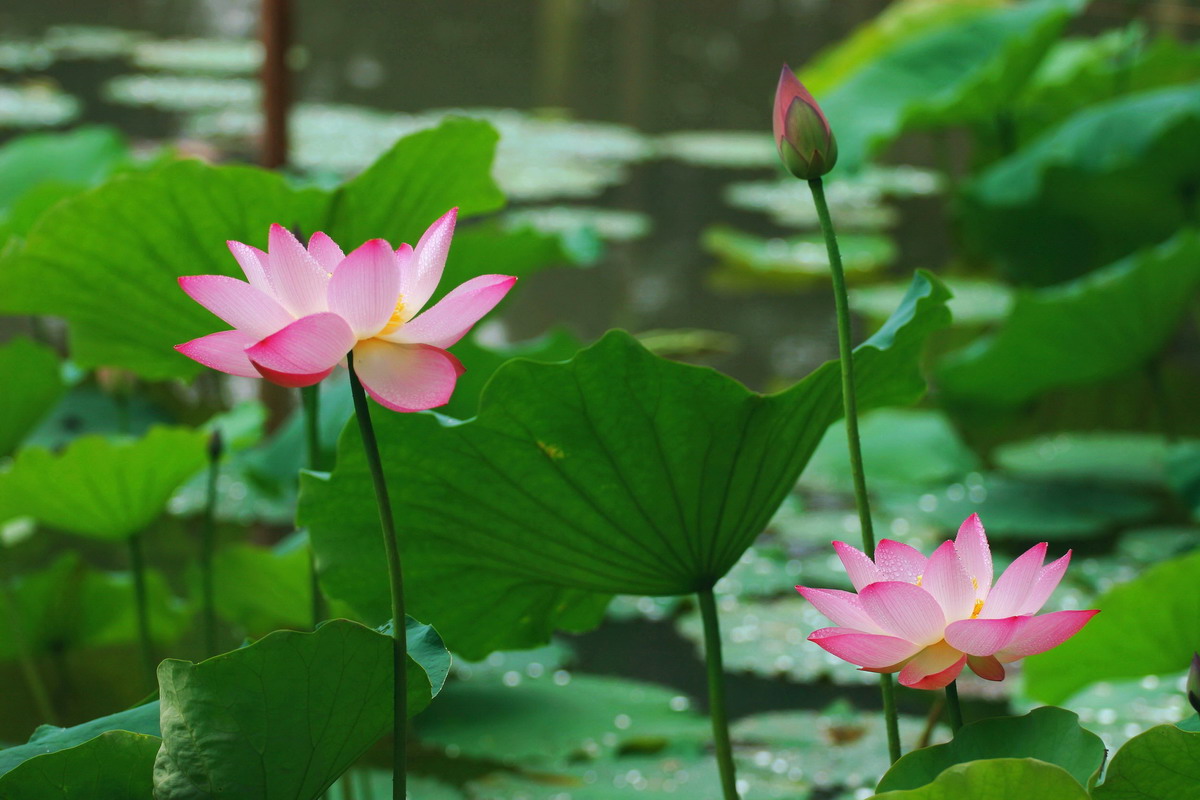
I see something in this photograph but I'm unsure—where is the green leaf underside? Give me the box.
[0,731,158,799]
[152,618,445,799]
[0,702,160,779]
[938,231,1200,407]
[872,758,1090,799]
[965,85,1200,284]
[0,336,65,457]
[1023,549,1200,704]
[876,707,1105,792]
[1092,724,1200,799]
[817,0,1082,172]
[300,271,950,658]
[0,426,208,540]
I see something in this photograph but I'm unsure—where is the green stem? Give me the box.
[808,177,902,764]
[0,557,57,724]
[346,353,407,800]
[128,533,156,687]
[201,432,221,655]
[697,587,739,800]
[945,680,964,733]
[300,385,326,628]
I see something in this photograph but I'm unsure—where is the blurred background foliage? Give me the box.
[1,0,1200,798]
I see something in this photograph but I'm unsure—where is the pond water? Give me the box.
[1,0,956,392]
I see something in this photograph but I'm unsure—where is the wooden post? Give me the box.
[261,0,291,169]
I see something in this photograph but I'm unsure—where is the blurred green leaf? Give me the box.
[0,730,158,799]
[0,552,190,663]
[0,337,64,457]
[0,426,207,540]
[152,618,446,799]
[301,272,949,658]
[1024,550,1200,704]
[816,0,1083,172]
[0,159,327,379]
[444,328,583,420]
[873,758,1090,799]
[704,225,895,290]
[876,708,1104,792]
[938,232,1200,406]
[1017,26,1200,143]
[0,126,126,214]
[799,0,1004,96]
[203,543,311,635]
[0,702,159,779]
[964,86,1200,284]
[994,433,1171,486]
[1092,724,1200,799]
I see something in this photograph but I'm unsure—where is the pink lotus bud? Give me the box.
[773,64,838,180]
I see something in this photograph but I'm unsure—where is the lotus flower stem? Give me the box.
[945,680,964,733]
[200,430,222,655]
[0,555,57,724]
[300,384,327,628]
[807,175,903,764]
[347,352,407,800]
[698,587,740,800]
[128,532,156,687]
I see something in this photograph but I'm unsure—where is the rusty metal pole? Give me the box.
[261,0,291,169]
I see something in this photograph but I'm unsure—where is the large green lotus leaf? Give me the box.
[443,327,583,420]
[0,426,208,540]
[300,272,950,657]
[938,231,1200,406]
[816,0,1082,173]
[1024,550,1200,704]
[322,116,504,254]
[0,337,64,457]
[0,552,190,663]
[0,701,160,779]
[964,86,1200,284]
[416,672,708,764]
[1093,724,1200,799]
[152,618,447,800]
[799,0,1004,96]
[0,730,158,799]
[1016,27,1200,142]
[872,758,1090,799]
[876,708,1104,792]
[0,126,127,213]
[0,159,327,379]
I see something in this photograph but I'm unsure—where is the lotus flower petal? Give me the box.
[308,231,345,272]
[945,616,1023,656]
[874,539,926,583]
[179,274,294,340]
[955,513,993,598]
[899,641,967,689]
[266,223,330,317]
[384,274,517,349]
[832,541,879,591]
[796,586,884,634]
[995,610,1100,662]
[967,654,1005,681]
[1018,552,1072,616]
[860,581,945,646]
[922,540,975,621]
[246,312,356,383]
[227,240,273,295]
[809,628,921,669]
[175,329,259,378]
[350,338,464,412]
[983,542,1048,618]
[327,239,401,338]
[401,208,457,318]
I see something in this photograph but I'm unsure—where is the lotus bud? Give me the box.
[773,64,838,180]
[1189,652,1200,714]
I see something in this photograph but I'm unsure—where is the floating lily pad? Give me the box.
[655,130,777,169]
[104,74,258,112]
[451,639,575,682]
[41,26,145,60]
[704,226,895,289]
[879,473,1158,541]
[850,277,1013,327]
[0,84,79,129]
[503,206,651,242]
[0,41,55,72]
[131,38,262,75]
[801,408,980,492]
[416,673,709,765]
[993,433,1172,486]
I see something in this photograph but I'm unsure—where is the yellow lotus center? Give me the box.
[915,574,923,587]
[971,598,984,619]
[380,296,406,335]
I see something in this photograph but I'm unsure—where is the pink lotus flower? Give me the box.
[796,514,1097,690]
[175,209,516,412]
